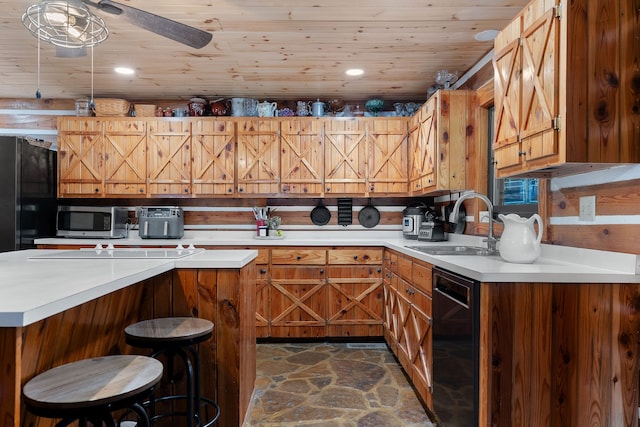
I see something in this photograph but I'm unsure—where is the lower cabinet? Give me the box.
[327,265,384,337]
[254,249,270,338]
[270,265,327,338]
[384,248,433,408]
[251,246,385,338]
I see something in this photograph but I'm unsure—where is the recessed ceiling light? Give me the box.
[345,68,364,76]
[114,66,135,75]
[474,30,499,42]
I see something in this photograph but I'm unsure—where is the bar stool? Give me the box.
[23,355,163,427]
[124,317,220,427]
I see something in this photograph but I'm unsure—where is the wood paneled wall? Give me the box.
[546,178,640,254]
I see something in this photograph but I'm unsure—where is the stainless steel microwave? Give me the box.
[56,206,129,239]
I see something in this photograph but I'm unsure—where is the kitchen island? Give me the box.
[0,249,257,427]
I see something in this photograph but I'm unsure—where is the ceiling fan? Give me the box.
[80,0,212,49]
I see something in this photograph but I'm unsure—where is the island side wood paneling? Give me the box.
[480,282,640,427]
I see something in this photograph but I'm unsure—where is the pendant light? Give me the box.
[22,1,107,101]
[21,1,109,49]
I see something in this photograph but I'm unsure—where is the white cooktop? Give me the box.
[31,247,204,260]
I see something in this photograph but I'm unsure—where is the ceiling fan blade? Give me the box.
[81,0,123,16]
[99,0,212,49]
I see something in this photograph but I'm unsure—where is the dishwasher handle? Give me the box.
[434,273,471,308]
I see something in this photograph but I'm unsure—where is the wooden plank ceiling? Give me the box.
[1,0,529,102]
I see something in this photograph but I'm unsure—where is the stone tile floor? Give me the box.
[243,342,435,427]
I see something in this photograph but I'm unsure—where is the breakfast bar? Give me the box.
[0,249,257,427]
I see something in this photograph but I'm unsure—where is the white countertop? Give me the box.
[0,249,257,327]
[5,231,639,327]
[36,230,640,283]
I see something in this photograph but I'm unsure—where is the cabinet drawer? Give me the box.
[383,251,398,272]
[254,248,270,265]
[271,249,326,265]
[412,261,433,295]
[327,265,383,280]
[412,286,432,317]
[397,255,412,282]
[328,249,383,265]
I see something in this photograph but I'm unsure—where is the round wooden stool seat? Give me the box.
[125,317,219,427]
[23,355,163,425]
[124,317,213,347]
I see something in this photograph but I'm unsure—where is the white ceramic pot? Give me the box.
[257,101,277,117]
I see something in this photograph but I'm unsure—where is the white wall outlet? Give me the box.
[479,210,490,223]
[579,195,596,222]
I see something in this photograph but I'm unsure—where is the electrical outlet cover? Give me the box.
[579,195,596,221]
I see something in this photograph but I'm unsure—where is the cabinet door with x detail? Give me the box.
[327,265,384,337]
[280,118,323,196]
[147,119,191,196]
[270,266,327,338]
[104,119,147,196]
[367,118,409,195]
[191,118,235,196]
[324,118,367,196]
[236,119,280,195]
[57,117,104,197]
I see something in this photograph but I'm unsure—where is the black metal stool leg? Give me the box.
[128,402,151,427]
[185,345,202,425]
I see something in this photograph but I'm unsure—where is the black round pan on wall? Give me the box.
[310,200,331,225]
[358,199,380,228]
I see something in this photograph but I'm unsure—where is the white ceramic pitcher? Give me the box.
[498,213,543,263]
[257,101,277,117]
[230,98,245,116]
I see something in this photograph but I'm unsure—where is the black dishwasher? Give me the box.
[432,267,479,427]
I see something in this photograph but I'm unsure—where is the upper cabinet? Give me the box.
[146,119,192,196]
[324,119,368,195]
[57,115,476,199]
[58,118,104,197]
[236,119,281,195]
[280,118,324,196]
[409,90,474,195]
[493,0,640,178]
[104,119,147,196]
[191,118,236,196]
[367,118,409,194]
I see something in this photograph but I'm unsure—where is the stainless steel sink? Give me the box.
[405,245,492,256]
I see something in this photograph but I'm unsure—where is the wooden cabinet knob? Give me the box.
[319,269,324,274]
[260,269,267,274]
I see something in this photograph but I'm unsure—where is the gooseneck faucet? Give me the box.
[449,192,498,254]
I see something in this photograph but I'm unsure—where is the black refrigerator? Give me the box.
[0,136,57,252]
